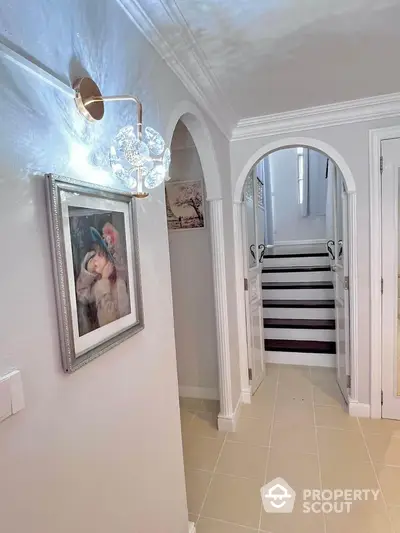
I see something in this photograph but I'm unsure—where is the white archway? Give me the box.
[166,101,235,431]
[234,136,356,203]
[165,100,222,200]
[232,136,359,405]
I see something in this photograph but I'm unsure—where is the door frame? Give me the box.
[369,125,400,418]
[233,136,359,407]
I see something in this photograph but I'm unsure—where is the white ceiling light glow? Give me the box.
[73,77,170,198]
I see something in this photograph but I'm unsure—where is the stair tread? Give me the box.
[264,251,329,259]
[264,318,335,330]
[265,338,336,354]
[263,299,335,308]
[262,266,331,273]
[262,281,333,290]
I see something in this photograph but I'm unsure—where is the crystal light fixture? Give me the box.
[73,77,171,198]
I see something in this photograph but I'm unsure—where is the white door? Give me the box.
[381,138,400,419]
[243,166,265,394]
[332,167,351,400]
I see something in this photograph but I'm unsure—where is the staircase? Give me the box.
[262,245,336,367]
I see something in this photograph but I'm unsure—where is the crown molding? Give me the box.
[116,0,236,139]
[231,92,400,141]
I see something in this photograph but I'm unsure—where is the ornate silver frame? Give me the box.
[46,173,144,372]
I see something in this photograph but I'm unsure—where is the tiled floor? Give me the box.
[180,364,400,533]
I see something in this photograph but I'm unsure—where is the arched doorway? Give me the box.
[165,102,235,431]
[233,137,358,406]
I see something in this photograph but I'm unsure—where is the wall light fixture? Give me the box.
[74,77,171,199]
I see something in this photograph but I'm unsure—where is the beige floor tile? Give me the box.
[278,367,312,390]
[320,456,379,489]
[202,473,262,529]
[265,363,280,379]
[202,400,220,414]
[227,416,271,446]
[279,364,311,379]
[265,449,320,493]
[271,421,318,455]
[183,435,224,472]
[180,397,205,412]
[314,404,358,430]
[276,380,314,404]
[376,463,400,506]
[180,409,195,433]
[365,433,400,466]
[325,504,392,533]
[216,441,269,481]
[360,418,400,437]
[260,507,325,533]
[274,399,314,427]
[309,366,336,385]
[240,398,275,421]
[313,381,345,407]
[185,470,212,515]
[387,505,400,533]
[253,380,278,403]
[317,427,370,463]
[196,517,258,533]
[190,411,225,440]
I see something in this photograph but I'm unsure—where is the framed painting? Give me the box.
[165,179,205,231]
[46,174,144,372]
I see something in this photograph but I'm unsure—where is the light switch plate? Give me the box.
[0,376,12,422]
[0,370,24,422]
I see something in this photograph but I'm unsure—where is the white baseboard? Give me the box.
[188,521,196,533]
[273,239,327,246]
[349,400,371,418]
[241,387,252,404]
[265,351,335,367]
[179,386,219,400]
[218,396,242,432]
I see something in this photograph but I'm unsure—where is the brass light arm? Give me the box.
[85,95,143,136]
[73,78,143,135]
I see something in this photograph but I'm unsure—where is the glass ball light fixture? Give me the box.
[74,77,171,198]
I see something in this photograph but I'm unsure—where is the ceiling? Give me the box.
[121,0,400,134]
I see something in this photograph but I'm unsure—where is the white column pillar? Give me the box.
[233,201,251,403]
[208,198,233,428]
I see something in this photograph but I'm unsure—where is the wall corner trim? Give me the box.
[208,199,234,420]
[217,394,242,432]
[232,92,400,141]
[348,400,371,418]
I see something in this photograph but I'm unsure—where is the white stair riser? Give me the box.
[262,271,332,283]
[263,288,334,300]
[265,352,335,367]
[263,256,330,268]
[264,307,335,320]
[265,328,336,342]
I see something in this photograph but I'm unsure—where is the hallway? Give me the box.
[181,365,400,533]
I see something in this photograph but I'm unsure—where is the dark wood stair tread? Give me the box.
[264,251,329,259]
[264,318,335,330]
[263,299,335,308]
[262,281,333,290]
[262,266,331,273]
[265,338,336,354]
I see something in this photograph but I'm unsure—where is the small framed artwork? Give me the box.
[46,174,144,372]
[165,179,205,231]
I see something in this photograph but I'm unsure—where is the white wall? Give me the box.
[230,115,400,406]
[267,148,326,243]
[169,123,218,397]
[0,1,234,531]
